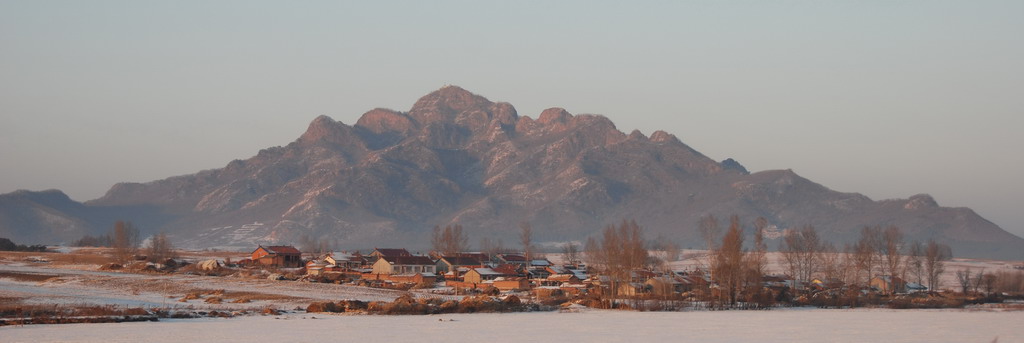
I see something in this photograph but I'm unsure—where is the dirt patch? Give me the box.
[0,250,114,266]
[0,296,24,304]
[0,271,59,282]
[175,289,304,303]
[220,290,305,302]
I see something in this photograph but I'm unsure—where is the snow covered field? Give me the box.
[0,262,412,311]
[2,308,1022,342]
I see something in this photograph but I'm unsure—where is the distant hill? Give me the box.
[2,86,1022,259]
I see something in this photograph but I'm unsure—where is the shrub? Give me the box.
[306,302,342,313]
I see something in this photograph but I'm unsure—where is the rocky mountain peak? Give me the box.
[649,130,679,144]
[299,115,342,142]
[409,85,494,124]
[2,189,73,203]
[1,86,1022,259]
[720,158,749,174]
[627,129,648,141]
[905,194,939,210]
[355,108,416,134]
[538,107,573,125]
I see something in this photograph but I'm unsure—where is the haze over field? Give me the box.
[1,2,1022,240]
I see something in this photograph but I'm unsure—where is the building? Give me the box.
[493,278,530,291]
[371,255,436,275]
[496,254,527,266]
[370,248,412,259]
[463,267,508,284]
[645,276,684,296]
[436,256,486,274]
[251,245,302,268]
[324,251,366,269]
[870,275,907,294]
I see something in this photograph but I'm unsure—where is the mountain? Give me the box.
[2,86,1022,259]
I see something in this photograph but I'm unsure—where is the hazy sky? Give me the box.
[2,1,1022,237]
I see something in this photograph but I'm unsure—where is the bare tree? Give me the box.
[519,222,533,262]
[299,235,333,255]
[698,215,721,281]
[561,242,581,266]
[111,221,140,264]
[432,224,469,256]
[145,232,175,263]
[955,268,972,294]
[712,215,746,304]
[972,268,986,294]
[982,273,997,294]
[479,237,506,259]
[819,242,842,282]
[584,236,600,269]
[853,226,883,286]
[748,217,769,279]
[699,215,721,252]
[881,226,905,294]
[781,225,823,290]
[925,239,951,291]
[906,241,925,285]
[664,240,681,262]
[590,220,650,291]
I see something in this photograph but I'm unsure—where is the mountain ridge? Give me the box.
[2,86,1022,260]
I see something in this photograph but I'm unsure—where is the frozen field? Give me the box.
[2,308,1022,342]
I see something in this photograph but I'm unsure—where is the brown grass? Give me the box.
[0,271,59,282]
[220,291,303,302]
[174,289,302,303]
[43,251,115,266]
[0,303,150,319]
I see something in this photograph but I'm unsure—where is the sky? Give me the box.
[1,1,1022,237]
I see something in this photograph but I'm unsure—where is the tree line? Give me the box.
[0,237,48,252]
[72,221,176,264]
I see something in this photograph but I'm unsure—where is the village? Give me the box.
[241,243,937,310]
[3,218,1023,326]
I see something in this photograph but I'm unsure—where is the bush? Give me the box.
[338,300,367,311]
[0,238,48,252]
[306,302,342,313]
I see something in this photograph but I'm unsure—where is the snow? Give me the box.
[0,263,410,310]
[2,309,1022,342]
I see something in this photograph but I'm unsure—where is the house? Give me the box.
[630,270,658,283]
[617,282,645,296]
[463,267,508,284]
[387,272,436,285]
[371,255,436,276]
[527,259,554,279]
[436,256,485,274]
[324,251,366,269]
[493,278,530,291]
[543,274,582,286]
[546,265,570,275]
[457,252,491,264]
[492,264,525,277]
[306,260,327,275]
[870,275,907,294]
[496,254,527,266]
[905,282,928,293]
[569,268,589,280]
[251,245,303,268]
[811,278,845,290]
[370,248,412,259]
[646,276,684,296]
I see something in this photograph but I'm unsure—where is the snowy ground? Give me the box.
[0,262,413,311]
[656,250,1022,291]
[2,308,1022,343]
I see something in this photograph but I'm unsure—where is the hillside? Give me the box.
[2,86,1022,259]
